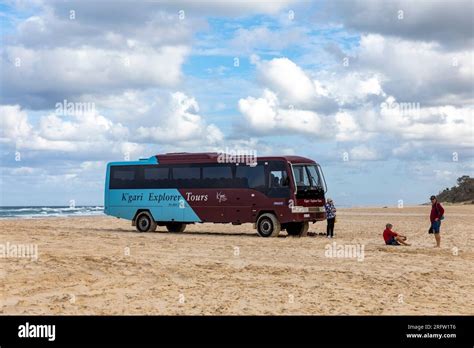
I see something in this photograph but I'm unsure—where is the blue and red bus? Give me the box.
[104,152,327,237]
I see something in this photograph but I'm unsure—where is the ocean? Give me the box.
[0,206,104,219]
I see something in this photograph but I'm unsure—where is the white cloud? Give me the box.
[238,57,387,138]
[0,104,141,157]
[0,105,32,142]
[349,144,381,161]
[15,5,197,49]
[84,90,155,123]
[354,34,473,106]
[1,90,228,162]
[39,111,129,142]
[136,92,224,145]
[79,161,104,171]
[376,98,474,147]
[1,1,203,109]
[322,72,385,105]
[330,0,474,49]
[2,45,189,108]
[9,167,36,175]
[256,58,320,107]
[254,57,386,109]
[335,111,370,142]
[167,0,298,16]
[238,89,324,135]
[230,26,306,53]
[237,54,473,162]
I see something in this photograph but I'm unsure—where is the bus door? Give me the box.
[221,163,267,223]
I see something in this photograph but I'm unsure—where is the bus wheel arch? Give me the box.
[133,210,157,232]
[256,212,281,237]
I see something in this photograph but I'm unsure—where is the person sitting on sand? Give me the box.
[383,223,410,246]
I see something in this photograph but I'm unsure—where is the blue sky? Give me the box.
[0,0,473,206]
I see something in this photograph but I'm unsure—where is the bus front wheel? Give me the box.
[166,223,186,233]
[135,212,157,232]
[257,213,281,237]
[286,221,309,237]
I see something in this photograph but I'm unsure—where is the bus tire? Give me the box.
[257,213,281,237]
[166,222,186,233]
[135,212,157,232]
[286,221,309,237]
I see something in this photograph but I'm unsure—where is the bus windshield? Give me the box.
[292,164,326,196]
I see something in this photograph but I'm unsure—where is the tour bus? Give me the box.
[104,152,327,237]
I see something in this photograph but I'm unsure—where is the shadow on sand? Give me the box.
[78,227,307,238]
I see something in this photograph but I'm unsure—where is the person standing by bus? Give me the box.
[429,195,445,248]
[325,198,336,238]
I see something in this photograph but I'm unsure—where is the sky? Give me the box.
[0,0,473,207]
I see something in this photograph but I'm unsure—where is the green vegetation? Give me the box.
[437,176,474,203]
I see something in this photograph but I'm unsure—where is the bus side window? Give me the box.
[270,171,281,187]
[143,167,170,188]
[202,165,233,188]
[235,164,265,192]
[110,166,136,189]
[269,170,289,187]
[266,161,290,198]
[172,166,201,188]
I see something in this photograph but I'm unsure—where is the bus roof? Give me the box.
[154,152,316,164]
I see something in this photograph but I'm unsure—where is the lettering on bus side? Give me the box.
[121,193,143,203]
[185,192,208,202]
[120,192,182,204]
[148,192,181,203]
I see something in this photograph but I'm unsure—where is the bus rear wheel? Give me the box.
[166,223,186,233]
[136,212,157,232]
[286,221,309,237]
[257,213,281,237]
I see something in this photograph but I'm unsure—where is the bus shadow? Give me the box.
[171,230,261,238]
[173,231,322,238]
[82,226,334,238]
[82,228,135,233]
[85,227,293,238]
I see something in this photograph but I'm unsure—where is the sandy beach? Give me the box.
[1,205,473,315]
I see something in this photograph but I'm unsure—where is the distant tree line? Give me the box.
[437,176,474,203]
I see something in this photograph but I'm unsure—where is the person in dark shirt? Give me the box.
[383,223,410,246]
[429,195,445,248]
